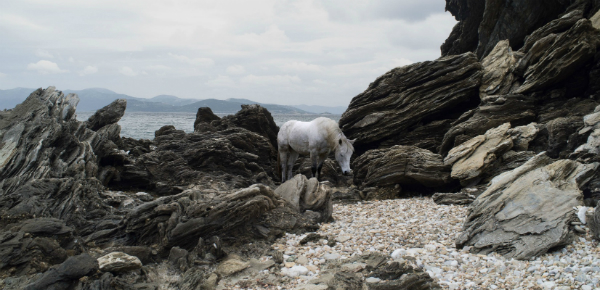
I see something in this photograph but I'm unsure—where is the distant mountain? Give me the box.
[0,88,37,110]
[0,87,346,115]
[148,95,199,106]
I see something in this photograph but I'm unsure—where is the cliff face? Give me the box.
[341,0,600,259]
[441,0,600,59]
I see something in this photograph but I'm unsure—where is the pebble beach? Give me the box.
[256,198,600,290]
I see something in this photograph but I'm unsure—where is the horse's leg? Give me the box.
[317,153,327,180]
[310,151,319,180]
[279,151,288,182]
[287,151,299,180]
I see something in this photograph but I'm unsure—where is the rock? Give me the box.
[444,123,514,185]
[24,253,98,290]
[215,104,279,148]
[441,0,485,57]
[339,53,482,155]
[432,192,475,205]
[97,252,142,273]
[193,107,220,132]
[274,175,333,222]
[589,205,600,240]
[353,145,452,191]
[168,247,189,269]
[215,255,250,277]
[515,19,600,94]
[440,94,535,155]
[442,0,570,59]
[479,40,520,98]
[456,152,598,259]
[299,233,325,245]
[84,99,127,131]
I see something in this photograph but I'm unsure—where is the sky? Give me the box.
[0,0,456,106]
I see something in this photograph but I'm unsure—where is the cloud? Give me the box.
[321,0,445,22]
[79,65,98,76]
[226,65,245,75]
[282,62,322,72]
[240,74,301,86]
[207,75,235,87]
[168,53,214,66]
[119,66,137,77]
[27,60,67,74]
[35,49,53,58]
[0,72,6,77]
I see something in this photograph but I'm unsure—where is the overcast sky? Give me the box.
[0,0,455,106]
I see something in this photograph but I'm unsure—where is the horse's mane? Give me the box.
[312,117,354,152]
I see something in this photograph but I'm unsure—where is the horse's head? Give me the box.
[335,134,355,175]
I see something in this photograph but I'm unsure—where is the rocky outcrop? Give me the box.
[441,0,485,57]
[352,146,452,192]
[339,53,482,154]
[456,153,597,259]
[432,192,475,205]
[24,254,98,290]
[215,104,279,148]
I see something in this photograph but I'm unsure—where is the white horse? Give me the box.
[277,117,355,182]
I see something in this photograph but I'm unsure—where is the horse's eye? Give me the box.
[339,139,342,145]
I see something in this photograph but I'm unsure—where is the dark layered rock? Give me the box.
[339,53,482,155]
[442,0,571,59]
[515,19,600,94]
[24,253,98,290]
[121,184,319,249]
[432,192,475,205]
[440,94,535,156]
[215,104,279,148]
[352,146,452,193]
[84,99,126,131]
[193,107,220,132]
[441,0,485,56]
[456,153,597,259]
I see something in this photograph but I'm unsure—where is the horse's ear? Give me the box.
[349,139,356,144]
[339,139,342,145]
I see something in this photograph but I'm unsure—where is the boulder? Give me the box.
[339,53,482,154]
[84,99,127,131]
[456,153,598,259]
[274,174,333,223]
[97,252,142,273]
[353,146,452,191]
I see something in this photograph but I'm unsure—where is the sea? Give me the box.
[76,112,342,140]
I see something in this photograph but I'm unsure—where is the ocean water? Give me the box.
[76,111,341,140]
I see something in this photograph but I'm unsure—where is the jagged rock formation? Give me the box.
[0,87,327,289]
[339,53,482,155]
[590,205,600,240]
[456,153,597,259]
